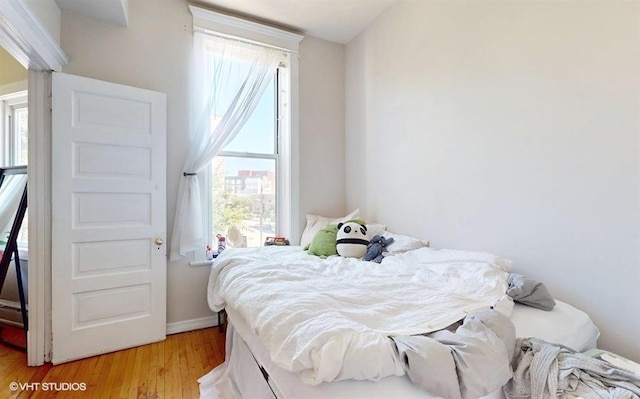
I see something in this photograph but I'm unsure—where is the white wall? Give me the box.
[299,36,346,222]
[346,1,640,361]
[60,0,345,326]
[0,47,27,86]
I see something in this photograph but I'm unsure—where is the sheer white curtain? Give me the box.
[170,32,283,260]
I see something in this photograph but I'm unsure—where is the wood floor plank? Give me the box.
[101,349,124,399]
[184,329,200,396]
[201,329,221,377]
[51,360,79,398]
[74,353,100,396]
[178,333,192,399]
[138,345,151,398]
[196,329,211,378]
[4,353,34,399]
[0,327,223,399]
[171,334,183,399]
[127,346,143,399]
[155,339,165,399]
[118,345,137,399]
[163,334,174,398]
[88,354,104,390]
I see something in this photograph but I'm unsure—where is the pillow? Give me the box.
[382,230,429,254]
[365,223,387,239]
[306,224,339,258]
[300,209,360,248]
[506,273,556,311]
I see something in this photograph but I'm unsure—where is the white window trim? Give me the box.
[189,6,303,52]
[1,90,28,167]
[189,6,303,259]
[1,89,29,251]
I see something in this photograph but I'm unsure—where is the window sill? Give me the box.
[189,260,214,267]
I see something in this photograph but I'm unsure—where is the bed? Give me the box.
[199,242,601,399]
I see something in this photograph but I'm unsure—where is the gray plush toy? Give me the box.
[364,235,394,263]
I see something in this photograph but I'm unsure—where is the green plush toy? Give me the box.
[306,224,339,258]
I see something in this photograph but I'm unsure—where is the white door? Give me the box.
[51,72,167,364]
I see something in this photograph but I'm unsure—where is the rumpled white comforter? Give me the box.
[207,246,512,385]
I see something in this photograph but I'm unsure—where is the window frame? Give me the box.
[190,5,303,259]
[0,90,28,249]
[1,90,28,167]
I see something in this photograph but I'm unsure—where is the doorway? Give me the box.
[0,46,28,351]
[1,0,68,366]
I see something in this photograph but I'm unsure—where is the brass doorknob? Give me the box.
[155,238,163,246]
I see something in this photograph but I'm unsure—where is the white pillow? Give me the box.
[365,223,387,239]
[382,230,430,253]
[300,209,360,248]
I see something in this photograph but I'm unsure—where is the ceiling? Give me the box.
[55,0,398,44]
[194,0,398,44]
[55,0,129,27]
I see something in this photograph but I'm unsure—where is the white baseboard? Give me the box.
[166,315,219,335]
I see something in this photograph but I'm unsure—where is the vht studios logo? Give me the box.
[9,382,87,392]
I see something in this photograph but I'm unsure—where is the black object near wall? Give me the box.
[0,166,28,351]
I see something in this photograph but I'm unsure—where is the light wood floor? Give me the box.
[0,326,225,398]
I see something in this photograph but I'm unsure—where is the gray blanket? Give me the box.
[392,309,516,399]
[504,337,640,399]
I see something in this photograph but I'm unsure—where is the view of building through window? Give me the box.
[211,157,276,247]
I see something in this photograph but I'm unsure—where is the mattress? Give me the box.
[207,246,516,385]
[199,300,600,399]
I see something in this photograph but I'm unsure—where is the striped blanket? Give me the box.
[505,338,640,399]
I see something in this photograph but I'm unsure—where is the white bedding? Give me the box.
[207,246,513,385]
[200,301,600,399]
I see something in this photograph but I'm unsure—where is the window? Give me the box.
[204,65,287,248]
[1,91,28,167]
[173,6,303,260]
[0,90,28,246]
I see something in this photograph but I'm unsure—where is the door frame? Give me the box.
[0,1,68,365]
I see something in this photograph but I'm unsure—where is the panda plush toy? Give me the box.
[336,220,369,258]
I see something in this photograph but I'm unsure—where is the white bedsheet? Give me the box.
[207,246,512,385]
[200,301,600,399]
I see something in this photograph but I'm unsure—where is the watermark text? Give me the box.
[9,382,87,392]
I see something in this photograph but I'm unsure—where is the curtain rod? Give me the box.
[193,27,298,55]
